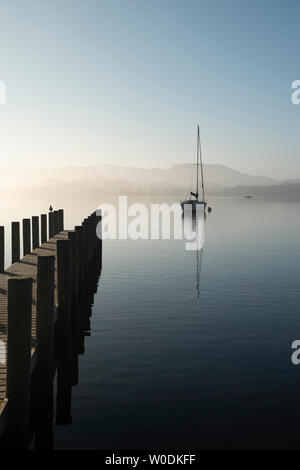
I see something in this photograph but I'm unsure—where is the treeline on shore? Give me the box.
[1,180,300,200]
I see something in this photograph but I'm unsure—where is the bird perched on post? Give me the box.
[49,205,53,212]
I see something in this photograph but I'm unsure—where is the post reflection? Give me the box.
[31,244,102,449]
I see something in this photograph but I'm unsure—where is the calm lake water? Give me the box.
[1,197,300,449]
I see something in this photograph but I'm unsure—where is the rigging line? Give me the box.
[196,125,199,199]
[198,127,205,202]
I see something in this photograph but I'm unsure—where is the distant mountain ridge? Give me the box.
[0,163,276,191]
[0,163,298,200]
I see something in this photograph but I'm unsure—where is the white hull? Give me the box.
[181,200,207,212]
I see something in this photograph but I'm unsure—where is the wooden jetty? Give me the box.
[0,209,102,448]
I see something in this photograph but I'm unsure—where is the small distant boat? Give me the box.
[181,125,211,213]
[245,195,252,199]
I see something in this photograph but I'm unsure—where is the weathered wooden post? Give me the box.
[68,230,80,385]
[6,276,32,448]
[32,216,39,250]
[57,239,72,336]
[11,221,20,264]
[41,214,47,244]
[87,216,92,266]
[56,211,60,234]
[31,254,55,450]
[52,211,56,235]
[48,212,54,239]
[22,218,31,256]
[91,212,96,255]
[87,216,93,262]
[56,239,72,425]
[68,231,79,335]
[83,218,89,275]
[53,211,59,235]
[58,209,64,232]
[68,232,79,302]
[95,210,102,273]
[75,226,83,288]
[0,226,4,273]
[36,254,55,369]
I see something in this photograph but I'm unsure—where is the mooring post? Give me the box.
[0,226,4,273]
[86,217,91,263]
[68,231,79,327]
[57,239,72,337]
[32,216,39,250]
[41,214,47,244]
[83,218,89,275]
[95,210,102,268]
[31,255,55,450]
[58,210,61,232]
[55,211,60,235]
[22,218,31,257]
[52,211,57,235]
[6,276,32,448]
[56,239,72,425]
[49,212,54,239]
[58,209,64,232]
[36,254,55,370]
[11,221,20,264]
[68,231,80,374]
[91,212,96,255]
[75,226,83,288]
[87,216,93,262]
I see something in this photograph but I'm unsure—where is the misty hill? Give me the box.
[1,163,299,200]
[0,163,275,193]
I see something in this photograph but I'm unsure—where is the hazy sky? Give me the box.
[0,0,299,178]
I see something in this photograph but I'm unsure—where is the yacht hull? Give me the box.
[181,200,207,213]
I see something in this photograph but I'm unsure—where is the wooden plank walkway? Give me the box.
[0,231,70,416]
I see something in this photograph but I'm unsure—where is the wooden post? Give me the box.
[41,214,47,244]
[75,226,83,287]
[11,221,20,264]
[31,255,55,450]
[83,218,89,273]
[95,210,102,270]
[55,239,72,425]
[68,231,79,301]
[53,211,59,235]
[0,226,4,273]
[6,276,32,448]
[32,216,39,250]
[49,212,54,239]
[58,209,64,232]
[22,218,31,256]
[95,210,102,243]
[68,231,79,349]
[91,213,96,255]
[52,211,55,236]
[57,210,61,232]
[36,255,55,369]
[87,216,93,262]
[57,239,72,334]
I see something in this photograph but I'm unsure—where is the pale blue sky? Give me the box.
[0,0,299,178]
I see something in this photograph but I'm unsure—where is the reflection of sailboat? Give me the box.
[181,211,205,298]
[181,125,211,213]
[196,249,204,299]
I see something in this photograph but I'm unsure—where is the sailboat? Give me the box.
[181,125,210,213]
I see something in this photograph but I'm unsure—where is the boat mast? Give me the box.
[196,125,199,200]
[198,126,205,202]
